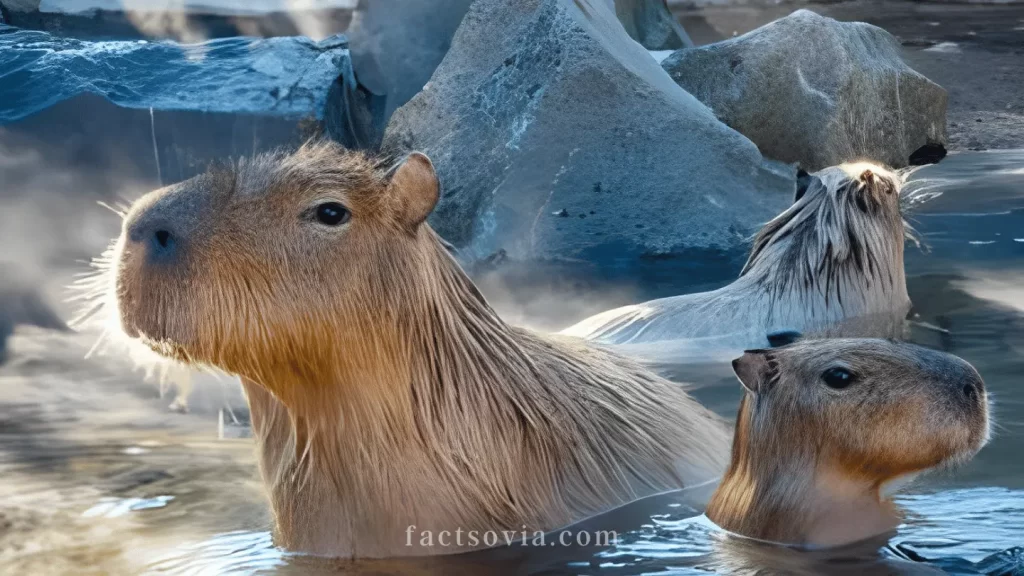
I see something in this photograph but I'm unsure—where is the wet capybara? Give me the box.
[96,141,731,558]
[563,164,911,364]
[708,338,989,547]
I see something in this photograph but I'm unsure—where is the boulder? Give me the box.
[384,0,794,269]
[661,9,947,171]
[613,0,692,51]
[345,0,692,135]
[0,25,375,181]
[346,0,475,126]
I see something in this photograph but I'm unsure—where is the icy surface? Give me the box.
[0,25,354,123]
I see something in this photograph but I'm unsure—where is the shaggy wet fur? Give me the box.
[708,339,990,547]
[561,165,911,364]
[82,141,730,558]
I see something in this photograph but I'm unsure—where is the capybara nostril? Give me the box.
[154,229,172,249]
[144,227,177,258]
[962,382,978,402]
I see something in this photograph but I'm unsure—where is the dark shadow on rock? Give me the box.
[909,142,948,166]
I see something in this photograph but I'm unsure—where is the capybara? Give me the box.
[708,338,989,547]
[562,164,911,364]
[93,141,731,558]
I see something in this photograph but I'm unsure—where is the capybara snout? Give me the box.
[910,344,986,414]
[124,178,214,261]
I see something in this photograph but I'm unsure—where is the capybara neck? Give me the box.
[707,339,989,548]
[105,141,730,558]
[707,395,901,547]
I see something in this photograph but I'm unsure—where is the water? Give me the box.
[2,151,1024,575]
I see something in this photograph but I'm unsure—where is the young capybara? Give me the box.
[562,165,911,364]
[94,141,731,558]
[708,338,990,548]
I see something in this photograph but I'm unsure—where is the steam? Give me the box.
[0,127,202,407]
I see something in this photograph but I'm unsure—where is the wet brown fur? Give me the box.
[101,141,730,558]
[707,339,989,547]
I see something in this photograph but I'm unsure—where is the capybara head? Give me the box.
[112,141,443,385]
[741,163,908,307]
[707,338,989,546]
[731,338,989,483]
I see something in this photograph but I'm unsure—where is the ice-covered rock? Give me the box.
[0,25,375,182]
[661,10,947,171]
[384,0,794,268]
[0,26,358,125]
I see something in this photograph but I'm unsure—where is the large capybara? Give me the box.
[93,141,731,558]
[562,164,911,364]
[708,338,989,548]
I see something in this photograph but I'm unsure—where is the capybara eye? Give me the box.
[315,202,350,226]
[821,367,857,389]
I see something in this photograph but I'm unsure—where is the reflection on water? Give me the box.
[3,151,1024,575]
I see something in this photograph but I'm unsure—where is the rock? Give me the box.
[661,9,948,171]
[384,0,794,269]
[346,0,475,127]
[0,26,355,126]
[0,25,376,181]
[344,0,691,135]
[613,0,692,50]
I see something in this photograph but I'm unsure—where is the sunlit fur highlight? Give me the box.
[70,240,194,410]
[561,164,911,363]
[707,339,990,547]
[90,140,730,558]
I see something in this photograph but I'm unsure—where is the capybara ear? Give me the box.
[388,152,440,230]
[794,168,815,203]
[732,350,775,394]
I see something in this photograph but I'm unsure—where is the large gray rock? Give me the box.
[384,0,794,267]
[346,0,474,125]
[613,0,692,50]
[662,10,947,171]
